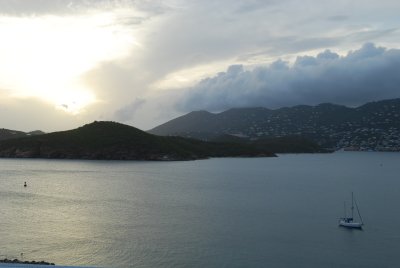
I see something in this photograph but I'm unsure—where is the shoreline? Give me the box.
[0,259,54,266]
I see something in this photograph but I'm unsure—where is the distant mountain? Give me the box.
[0,128,45,141]
[0,121,275,160]
[149,98,400,151]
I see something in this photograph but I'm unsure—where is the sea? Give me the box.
[0,152,399,268]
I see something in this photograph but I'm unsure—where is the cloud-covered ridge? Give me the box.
[178,43,400,112]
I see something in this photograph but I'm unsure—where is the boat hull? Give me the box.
[339,220,362,229]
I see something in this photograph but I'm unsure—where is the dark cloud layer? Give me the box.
[178,43,400,112]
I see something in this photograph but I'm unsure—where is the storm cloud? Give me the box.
[177,43,400,112]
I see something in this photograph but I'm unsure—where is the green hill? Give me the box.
[0,121,275,160]
[149,98,400,151]
[211,134,328,153]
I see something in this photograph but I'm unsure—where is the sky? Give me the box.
[0,0,399,132]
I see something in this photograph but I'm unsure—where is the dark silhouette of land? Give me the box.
[0,121,276,160]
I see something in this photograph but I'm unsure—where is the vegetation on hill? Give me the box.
[0,128,44,141]
[0,121,275,160]
[149,98,400,151]
[211,135,328,153]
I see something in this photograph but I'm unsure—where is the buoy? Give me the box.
[24,182,27,187]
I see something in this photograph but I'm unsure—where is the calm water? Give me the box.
[0,152,399,267]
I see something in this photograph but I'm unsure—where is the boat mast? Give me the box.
[351,192,354,219]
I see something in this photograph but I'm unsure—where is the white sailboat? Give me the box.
[339,192,364,229]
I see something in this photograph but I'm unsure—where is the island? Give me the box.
[0,121,276,161]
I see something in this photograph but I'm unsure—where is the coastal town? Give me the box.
[151,99,400,152]
[227,102,400,152]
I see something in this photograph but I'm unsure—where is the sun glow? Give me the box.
[151,59,236,91]
[0,11,136,114]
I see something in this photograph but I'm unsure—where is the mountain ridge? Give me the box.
[149,98,400,151]
[0,128,45,141]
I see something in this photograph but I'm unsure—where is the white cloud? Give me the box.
[114,98,146,122]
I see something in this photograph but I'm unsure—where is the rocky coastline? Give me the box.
[0,258,54,265]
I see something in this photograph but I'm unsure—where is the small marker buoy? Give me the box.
[24,182,27,187]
